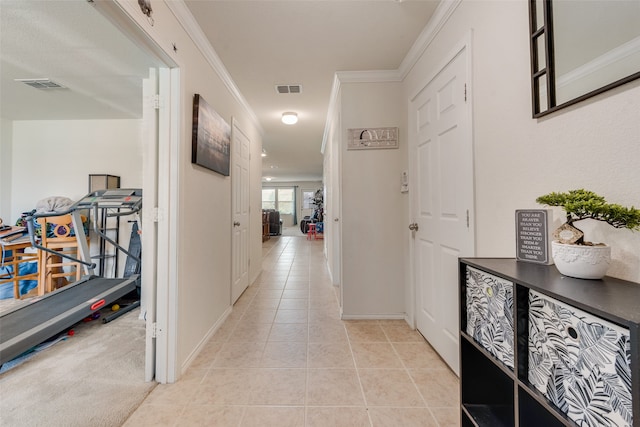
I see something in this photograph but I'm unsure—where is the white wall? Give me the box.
[340,82,408,317]
[4,0,264,380]
[115,0,264,376]
[403,1,640,283]
[1,118,12,222]
[11,120,142,219]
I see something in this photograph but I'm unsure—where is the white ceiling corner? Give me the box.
[2,0,445,183]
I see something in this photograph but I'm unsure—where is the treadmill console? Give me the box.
[74,189,142,209]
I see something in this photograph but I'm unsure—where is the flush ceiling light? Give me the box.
[281,112,298,125]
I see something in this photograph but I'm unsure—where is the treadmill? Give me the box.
[0,189,142,366]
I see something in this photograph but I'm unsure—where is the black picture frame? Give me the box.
[192,94,231,176]
[528,0,640,118]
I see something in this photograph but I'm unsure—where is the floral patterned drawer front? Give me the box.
[528,290,632,427]
[465,266,514,370]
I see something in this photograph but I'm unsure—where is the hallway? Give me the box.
[124,236,459,426]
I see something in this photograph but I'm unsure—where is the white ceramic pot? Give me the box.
[551,241,611,280]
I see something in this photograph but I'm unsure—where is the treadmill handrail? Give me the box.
[25,213,97,269]
[91,205,141,264]
[22,189,143,272]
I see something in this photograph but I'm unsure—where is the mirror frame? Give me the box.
[528,0,640,118]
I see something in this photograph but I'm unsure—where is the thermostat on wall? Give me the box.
[348,127,399,150]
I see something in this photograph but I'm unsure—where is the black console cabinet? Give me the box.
[459,258,640,427]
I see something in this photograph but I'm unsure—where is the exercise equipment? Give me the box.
[101,220,141,324]
[0,189,142,366]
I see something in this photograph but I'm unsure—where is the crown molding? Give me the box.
[321,74,341,154]
[166,1,263,135]
[321,0,461,152]
[398,0,462,79]
[336,69,403,84]
[321,70,403,153]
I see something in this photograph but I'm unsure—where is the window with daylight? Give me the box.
[277,188,294,215]
[262,187,294,215]
[261,189,276,210]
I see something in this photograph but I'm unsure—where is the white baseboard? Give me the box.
[180,305,232,375]
[340,313,407,321]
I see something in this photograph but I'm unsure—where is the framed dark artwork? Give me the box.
[192,94,231,176]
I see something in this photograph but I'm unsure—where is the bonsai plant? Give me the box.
[536,189,640,279]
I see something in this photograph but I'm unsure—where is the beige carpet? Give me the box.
[0,306,155,427]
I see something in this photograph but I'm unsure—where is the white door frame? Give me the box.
[154,67,181,384]
[141,68,159,382]
[408,31,475,326]
[331,127,342,293]
[408,32,475,373]
[92,0,181,384]
[230,118,251,304]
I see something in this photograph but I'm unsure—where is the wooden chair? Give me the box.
[0,240,40,299]
[37,214,88,294]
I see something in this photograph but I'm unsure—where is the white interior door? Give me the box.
[330,139,341,291]
[231,119,250,304]
[410,44,474,375]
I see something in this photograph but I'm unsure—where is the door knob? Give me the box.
[408,223,419,231]
[233,221,240,227]
[334,218,339,222]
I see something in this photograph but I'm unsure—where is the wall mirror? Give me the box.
[528,0,640,117]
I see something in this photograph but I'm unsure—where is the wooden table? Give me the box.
[0,237,40,299]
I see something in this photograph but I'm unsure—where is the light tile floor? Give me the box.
[124,236,460,426]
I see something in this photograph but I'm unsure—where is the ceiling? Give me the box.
[184,1,439,182]
[0,1,160,121]
[1,0,439,182]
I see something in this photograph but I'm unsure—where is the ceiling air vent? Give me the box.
[15,78,66,89]
[275,84,302,94]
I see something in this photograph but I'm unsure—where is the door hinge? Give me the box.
[466,209,470,228]
[464,83,467,102]
[150,322,158,338]
[153,94,161,109]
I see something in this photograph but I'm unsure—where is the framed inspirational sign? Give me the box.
[515,209,553,265]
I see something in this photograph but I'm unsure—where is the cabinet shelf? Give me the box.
[459,258,640,427]
[460,332,515,378]
[516,384,576,427]
[463,404,514,427]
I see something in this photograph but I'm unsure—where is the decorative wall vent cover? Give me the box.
[275,84,301,94]
[15,78,66,89]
